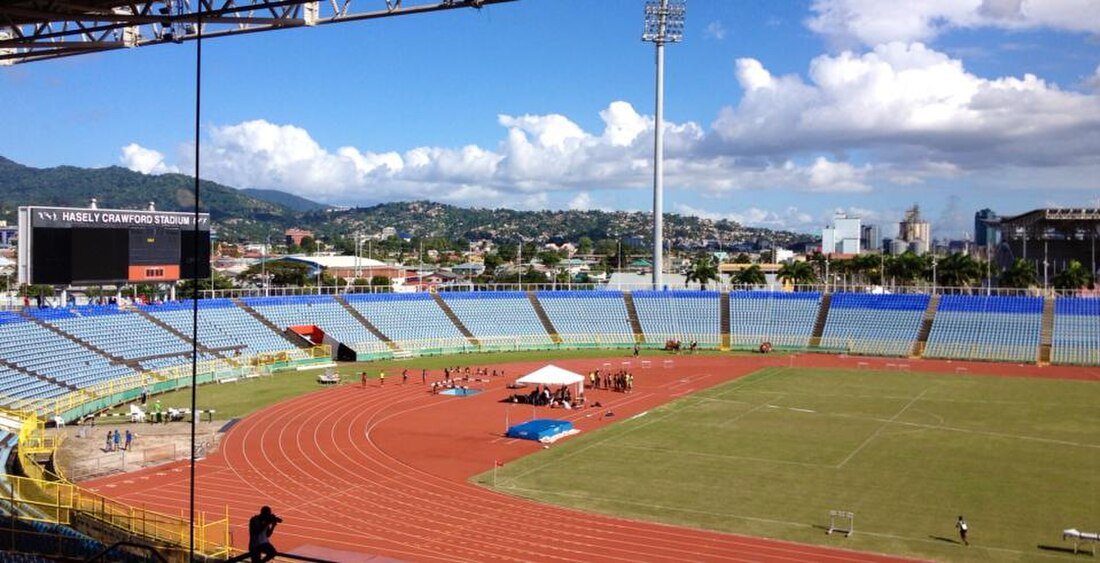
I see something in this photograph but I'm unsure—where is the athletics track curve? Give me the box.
[84,354,1097,562]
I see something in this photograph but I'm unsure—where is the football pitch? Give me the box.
[483,367,1100,561]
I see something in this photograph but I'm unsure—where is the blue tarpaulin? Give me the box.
[506,419,575,441]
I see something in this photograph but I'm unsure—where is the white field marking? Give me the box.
[630,411,649,420]
[607,443,834,469]
[720,397,782,429]
[829,412,1100,450]
[787,407,815,413]
[505,391,778,485]
[734,388,1098,409]
[496,486,1062,559]
[766,405,781,409]
[836,387,932,469]
[693,397,755,406]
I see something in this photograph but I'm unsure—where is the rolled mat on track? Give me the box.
[506,419,576,442]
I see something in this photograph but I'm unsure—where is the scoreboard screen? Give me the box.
[18,206,211,285]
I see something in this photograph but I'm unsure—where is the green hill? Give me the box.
[0,156,295,240]
[0,156,813,249]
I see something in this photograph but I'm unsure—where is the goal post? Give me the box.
[826,510,854,537]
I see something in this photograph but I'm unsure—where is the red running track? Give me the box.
[85,354,1096,561]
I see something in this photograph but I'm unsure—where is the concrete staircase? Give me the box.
[232,298,308,347]
[808,293,832,348]
[333,295,399,352]
[1038,295,1055,364]
[910,294,941,358]
[130,306,225,360]
[527,292,562,344]
[719,291,731,351]
[621,292,646,344]
[0,357,78,392]
[430,293,480,347]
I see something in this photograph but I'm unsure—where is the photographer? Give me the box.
[248,506,281,563]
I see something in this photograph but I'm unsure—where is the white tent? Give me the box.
[515,364,586,398]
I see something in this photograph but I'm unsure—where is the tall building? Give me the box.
[822,214,861,255]
[860,224,882,252]
[898,204,931,254]
[974,208,1000,248]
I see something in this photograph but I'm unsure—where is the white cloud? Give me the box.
[713,43,1100,173]
[123,40,1100,215]
[807,157,871,192]
[704,21,727,40]
[1087,64,1100,92]
[120,143,178,175]
[568,192,592,211]
[675,203,816,231]
[807,0,1100,47]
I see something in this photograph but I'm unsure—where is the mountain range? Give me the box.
[0,156,813,249]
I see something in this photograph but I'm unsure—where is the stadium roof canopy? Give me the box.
[0,0,516,65]
[995,208,1100,237]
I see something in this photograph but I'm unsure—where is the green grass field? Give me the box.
[479,367,1100,562]
[108,349,674,419]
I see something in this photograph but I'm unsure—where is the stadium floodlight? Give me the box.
[642,0,685,290]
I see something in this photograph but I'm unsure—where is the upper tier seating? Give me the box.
[925,295,1043,363]
[345,293,469,351]
[631,290,720,346]
[1051,297,1100,365]
[820,293,929,356]
[46,306,193,361]
[440,291,553,347]
[140,299,299,358]
[243,295,383,354]
[0,316,132,393]
[728,291,822,348]
[536,291,635,345]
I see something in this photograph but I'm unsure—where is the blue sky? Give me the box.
[2,0,1099,238]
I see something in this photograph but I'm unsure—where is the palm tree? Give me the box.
[685,255,719,290]
[777,261,816,289]
[999,258,1037,289]
[1053,260,1093,290]
[732,264,766,287]
[885,251,926,285]
[936,252,982,289]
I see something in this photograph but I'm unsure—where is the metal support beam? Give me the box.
[0,0,517,65]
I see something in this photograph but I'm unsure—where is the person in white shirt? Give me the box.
[956,515,969,546]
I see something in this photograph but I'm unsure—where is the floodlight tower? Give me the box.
[642,0,685,290]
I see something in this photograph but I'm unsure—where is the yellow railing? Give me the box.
[1,407,231,558]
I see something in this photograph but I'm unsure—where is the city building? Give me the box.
[974,208,1000,248]
[860,224,882,253]
[284,228,314,247]
[989,208,1100,279]
[0,221,16,247]
[821,214,861,255]
[897,204,931,255]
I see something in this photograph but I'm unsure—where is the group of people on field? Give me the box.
[588,369,633,393]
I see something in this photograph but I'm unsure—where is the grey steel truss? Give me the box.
[0,0,516,65]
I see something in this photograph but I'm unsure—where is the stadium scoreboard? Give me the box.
[17,205,211,285]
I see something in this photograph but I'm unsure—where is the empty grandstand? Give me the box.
[925,295,1044,363]
[243,295,388,359]
[536,290,636,347]
[819,293,931,356]
[728,291,822,348]
[0,290,1097,418]
[632,290,721,347]
[345,292,470,354]
[1052,297,1100,365]
[439,291,555,349]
